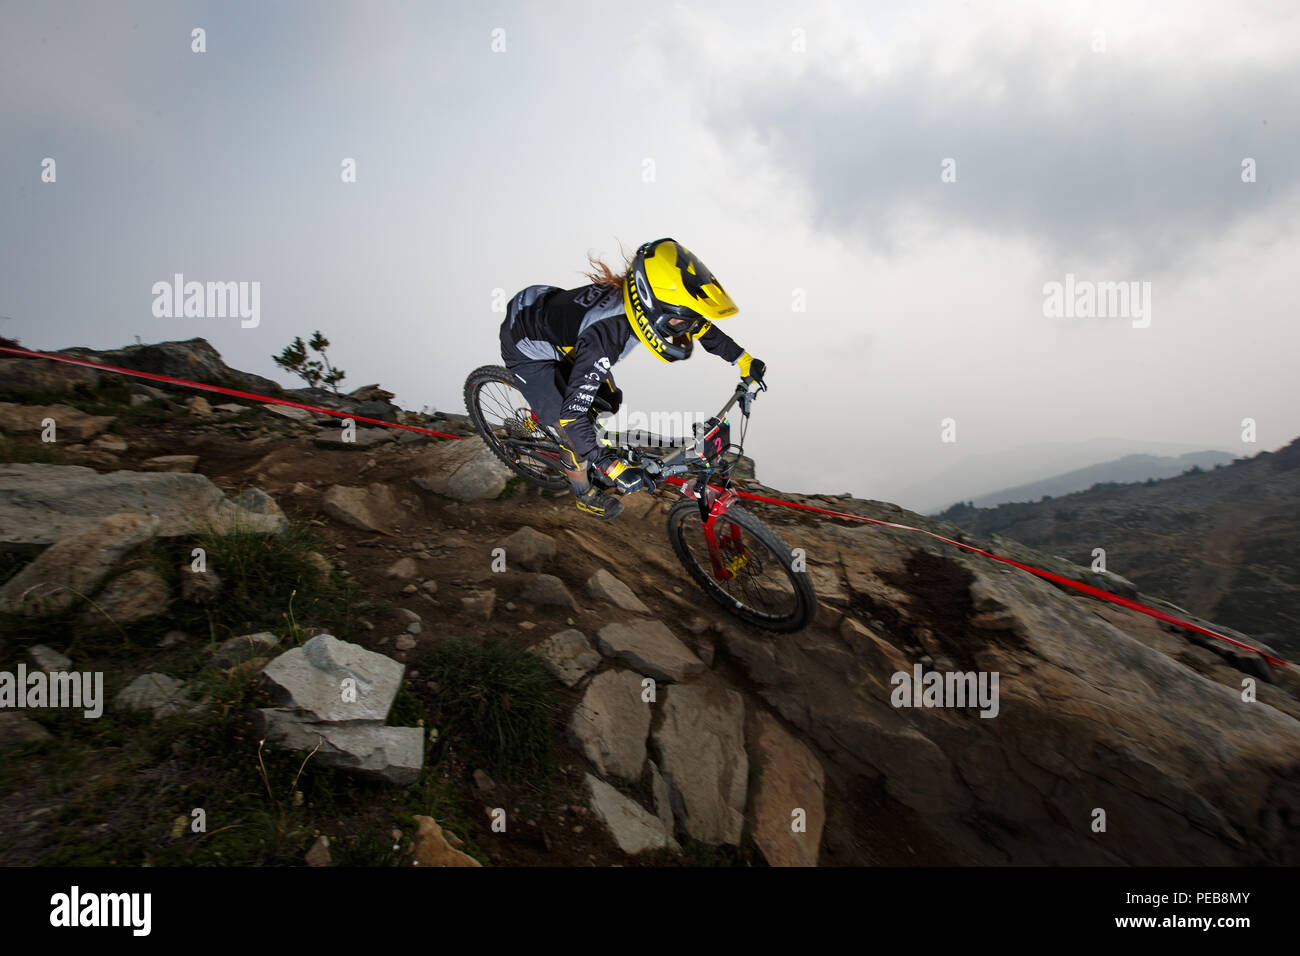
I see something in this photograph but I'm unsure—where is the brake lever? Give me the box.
[738,383,759,417]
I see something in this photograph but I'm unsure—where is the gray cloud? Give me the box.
[680,26,1300,273]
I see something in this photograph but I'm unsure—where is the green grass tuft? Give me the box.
[424,637,566,781]
[164,523,364,643]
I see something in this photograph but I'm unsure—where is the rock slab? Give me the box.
[748,711,826,867]
[585,774,674,855]
[570,669,652,783]
[596,620,705,683]
[586,568,650,613]
[652,681,748,846]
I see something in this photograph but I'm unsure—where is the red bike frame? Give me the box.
[684,481,746,581]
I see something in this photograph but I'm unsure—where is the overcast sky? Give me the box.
[3,0,1298,512]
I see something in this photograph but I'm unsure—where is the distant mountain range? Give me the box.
[936,438,1300,658]
[934,449,1235,512]
[912,437,1239,515]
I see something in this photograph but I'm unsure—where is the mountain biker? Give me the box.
[499,237,766,520]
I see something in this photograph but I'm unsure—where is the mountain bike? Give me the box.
[463,366,817,632]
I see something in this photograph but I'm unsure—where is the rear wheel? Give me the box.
[666,498,816,632]
[464,365,569,492]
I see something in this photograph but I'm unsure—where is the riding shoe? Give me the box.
[574,485,623,520]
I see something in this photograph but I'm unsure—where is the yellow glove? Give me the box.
[737,352,766,385]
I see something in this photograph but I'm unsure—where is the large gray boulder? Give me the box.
[411,437,513,500]
[519,573,576,609]
[719,516,1300,865]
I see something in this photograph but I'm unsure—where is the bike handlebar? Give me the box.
[636,379,762,475]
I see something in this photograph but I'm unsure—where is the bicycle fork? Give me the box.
[687,478,747,581]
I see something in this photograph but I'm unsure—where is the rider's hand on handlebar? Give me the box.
[738,353,767,389]
[604,459,656,495]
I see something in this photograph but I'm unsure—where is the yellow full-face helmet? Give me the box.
[622,238,739,362]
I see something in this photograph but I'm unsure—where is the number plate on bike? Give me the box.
[694,417,730,460]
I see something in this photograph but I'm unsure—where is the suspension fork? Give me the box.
[689,478,744,580]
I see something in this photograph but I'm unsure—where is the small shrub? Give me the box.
[272,331,346,394]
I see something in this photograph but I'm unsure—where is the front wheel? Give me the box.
[666,499,816,632]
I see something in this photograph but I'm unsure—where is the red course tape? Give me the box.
[3,344,1286,669]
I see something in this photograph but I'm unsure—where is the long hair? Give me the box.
[583,243,633,289]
